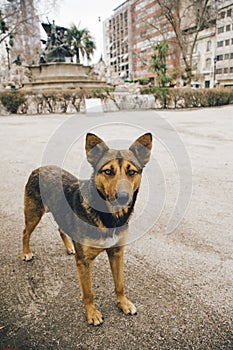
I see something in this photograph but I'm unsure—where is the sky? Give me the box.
[40,0,124,63]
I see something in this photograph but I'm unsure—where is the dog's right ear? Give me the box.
[86,133,109,166]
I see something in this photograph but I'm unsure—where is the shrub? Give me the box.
[0,90,26,113]
[141,87,233,109]
[141,86,169,108]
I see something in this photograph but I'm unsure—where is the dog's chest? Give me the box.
[83,227,123,249]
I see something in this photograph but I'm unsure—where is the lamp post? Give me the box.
[98,16,102,61]
[213,56,217,87]
[5,43,10,71]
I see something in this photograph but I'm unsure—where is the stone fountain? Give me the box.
[23,21,108,90]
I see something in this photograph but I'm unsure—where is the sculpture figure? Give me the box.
[40,20,73,63]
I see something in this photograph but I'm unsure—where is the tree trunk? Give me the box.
[76,49,80,64]
[185,66,192,87]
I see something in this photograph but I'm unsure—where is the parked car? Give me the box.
[191,81,201,89]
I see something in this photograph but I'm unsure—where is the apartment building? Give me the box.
[103,0,132,80]
[103,0,233,87]
[103,0,179,82]
[179,0,217,88]
[190,26,216,88]
[131,0,179,79]
[215,0,233,87]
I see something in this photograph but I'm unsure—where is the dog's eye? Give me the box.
[103,169,114,176]
[127,169,137,177]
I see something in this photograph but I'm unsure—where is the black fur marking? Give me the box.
[92,186,139,229]
[117,151,123,168]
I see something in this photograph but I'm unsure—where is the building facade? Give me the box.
[190,26,216,88]
[215,0,233,87]
[103,0,132,80]
[103,0,179,83]
[131,0,179,79]
[103,0,233,87]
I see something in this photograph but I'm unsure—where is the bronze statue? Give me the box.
[40,20,73,63]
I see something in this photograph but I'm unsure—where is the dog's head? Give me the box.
[86,133,152,208]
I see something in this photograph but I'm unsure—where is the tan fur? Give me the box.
[95,159,142,211]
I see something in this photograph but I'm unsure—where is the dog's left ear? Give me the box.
[86,133,109,166]
[129,133,152,167]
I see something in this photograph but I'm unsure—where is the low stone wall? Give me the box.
[19,94,86,114]
[103,93,159,112]
[0,90,86,115]
[0,91,162,115]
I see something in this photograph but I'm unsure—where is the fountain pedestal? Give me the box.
[23,62,108,90]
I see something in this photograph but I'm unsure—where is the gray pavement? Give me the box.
[0,107,232,349]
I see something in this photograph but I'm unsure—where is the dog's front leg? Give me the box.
[107,246,137,316]
[74,244,103,326]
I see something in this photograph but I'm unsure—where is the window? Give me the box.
[226,39,230,46]
[206,58,211,69]
[230,67,233,73]
[205,80,210,88]
[218,26,224,34]
[216,68,222,74]
[217,55,223,61]
[220,11,225,19]
[217,41,224,47]
[227,9,232,17]
[232,38,233,45]
[224,67,229,74]
[231,53,233,59]
[225,53,230,59]
[226,24,231,32]
[207,40,211,52]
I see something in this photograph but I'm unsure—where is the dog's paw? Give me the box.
[118,296,137,315]
[85,304,103,326]
[22,252,34,261]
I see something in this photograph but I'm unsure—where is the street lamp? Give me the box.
[98,16,103,61]
[5,43,10,71]
[213,56,217,87]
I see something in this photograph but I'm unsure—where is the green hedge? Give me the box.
[0,87,232,114]
[141,87,233,108]
[0,90,27,113]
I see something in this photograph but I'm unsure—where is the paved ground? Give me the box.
[0,107,232,350]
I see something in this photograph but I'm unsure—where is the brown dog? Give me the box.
[22,133,152,325]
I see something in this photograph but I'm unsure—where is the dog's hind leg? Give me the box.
[59,228,75,255]
[22,191,45,261]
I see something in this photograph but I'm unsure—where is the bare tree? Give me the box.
[0,2,30,45]
[156,0,214,86]
[0,0,62,65]
[38,0,63,18]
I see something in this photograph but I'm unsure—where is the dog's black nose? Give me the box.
[116,191,130,206]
